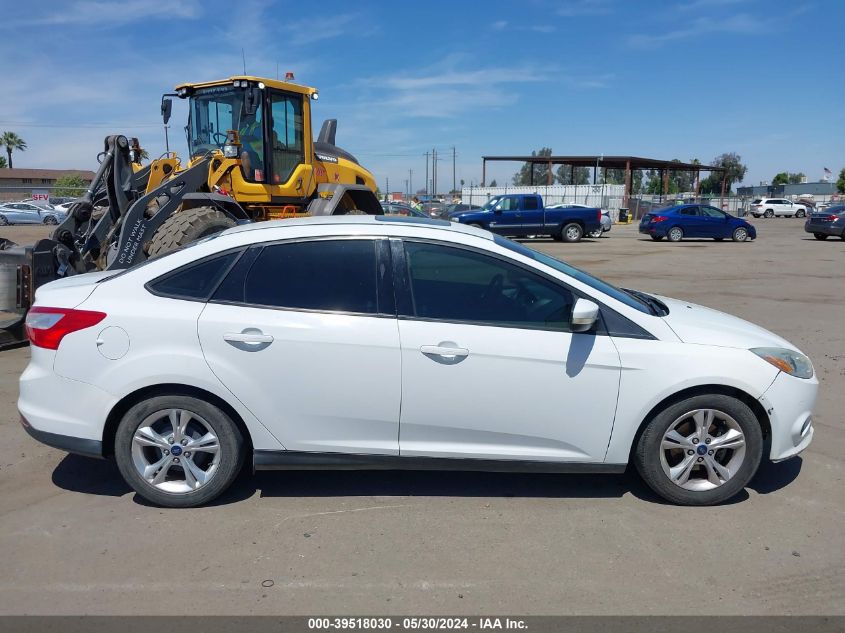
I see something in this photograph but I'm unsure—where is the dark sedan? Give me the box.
[804,206,845,240]
[639,204,756,242]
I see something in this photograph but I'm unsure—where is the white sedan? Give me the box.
[20,216,816,507]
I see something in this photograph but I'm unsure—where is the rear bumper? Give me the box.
[19,347,116,446]
[20,419,103,459]
[804,224,843,236]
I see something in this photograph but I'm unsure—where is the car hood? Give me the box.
[655,295,799,352]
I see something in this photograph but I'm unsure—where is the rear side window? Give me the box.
[147,251,241,300]
[524,196,539,210]
[215,239,380,314]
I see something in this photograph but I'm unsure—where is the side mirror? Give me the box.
[161,98,173,124]
[571,298,599,333]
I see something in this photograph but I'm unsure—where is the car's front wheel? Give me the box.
[732,227,749,242]
[114,395,245,508]
[634,394,763,505]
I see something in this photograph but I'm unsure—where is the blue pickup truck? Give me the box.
[449,193,602,242]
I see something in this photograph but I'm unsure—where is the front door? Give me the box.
[394,239,621,462]
[198,238,401,455]
[488,196,524,235]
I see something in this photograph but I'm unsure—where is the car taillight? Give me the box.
[826,215,838,221]
[651,215,668,223]
[25,307,106,350]
[597,209,602,222]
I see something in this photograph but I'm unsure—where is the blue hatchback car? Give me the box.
[639,204,756,242]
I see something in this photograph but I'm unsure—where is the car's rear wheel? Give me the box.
[587,229,602,238]
[0,215,7,226]
[114,395,245,508]
[764,210,774,218]
[814,233,828,240]
[732,227,749,242]
[667,226,683,242]
[43,215,58,225]
[634,394,763,505]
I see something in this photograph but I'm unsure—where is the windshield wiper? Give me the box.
[621,288,669,316]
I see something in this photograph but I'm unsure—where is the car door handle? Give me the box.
[223,329,274,348]
[420,344,469,363]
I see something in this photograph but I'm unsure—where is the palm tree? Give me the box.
[1,132,27,168]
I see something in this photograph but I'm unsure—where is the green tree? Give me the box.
[52,174,87,197]
[772,172,789,186]
[512,147,553,185]
[489,179,498,187]
[555,165,590,185]
[699,152,748,195]
[0,156,6,169]
[0,131,27,168]
[787,172,805,184]
[836,168,845,194]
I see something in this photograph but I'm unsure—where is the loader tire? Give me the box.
[146,206,236,259]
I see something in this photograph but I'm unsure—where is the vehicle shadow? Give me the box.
[49,453,803,507]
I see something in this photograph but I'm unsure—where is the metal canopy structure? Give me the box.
[481,155,728,204]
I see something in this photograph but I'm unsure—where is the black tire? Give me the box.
[813,233,828,240]
[650,235,663,241]
[114,395,245,508]
[731,227,749,242]
[146,206,237,259]
[0,215,7,226]
[666,226,683,242]
[587,229,602,239]
[796,210,806,218]
[43,215,59,225]
[561,222,583,243]
[634,394,763,506]
[763,209,774,218]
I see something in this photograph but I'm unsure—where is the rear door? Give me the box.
[198,238,402,455]
[519,196,544,233]
[677,206,706,236]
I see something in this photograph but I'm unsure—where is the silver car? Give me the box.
[0,202,65,226]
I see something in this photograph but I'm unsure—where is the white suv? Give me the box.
[749,198,808,218]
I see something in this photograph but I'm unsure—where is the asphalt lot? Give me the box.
[0,218,842,615]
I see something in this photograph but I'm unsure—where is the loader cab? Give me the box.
[178,79,311,188]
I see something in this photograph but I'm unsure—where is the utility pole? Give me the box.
[424,152,430,197]
[452,146,456,196]
[409,169,413,195]
[432,148,437,197]
[404,179,409,197]
[385,177,389,201]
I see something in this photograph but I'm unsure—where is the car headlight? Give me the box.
[750,347,814,379]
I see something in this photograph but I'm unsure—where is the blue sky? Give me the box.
[1,0,843,191]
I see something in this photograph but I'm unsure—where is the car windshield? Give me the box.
[493,236,654,314]
[481,196,502,211]
[188,86,258,157]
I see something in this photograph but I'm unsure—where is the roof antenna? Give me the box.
[241,48,247,74]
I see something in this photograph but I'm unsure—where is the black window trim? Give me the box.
[144,247,246,302]
[392,237,654,339]
[207,235,397,319]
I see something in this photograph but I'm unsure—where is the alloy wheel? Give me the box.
[659,408,746,491]
[733,228,748,242]
[131,408,221,494]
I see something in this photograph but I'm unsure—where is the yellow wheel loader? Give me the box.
[0,75,382,340]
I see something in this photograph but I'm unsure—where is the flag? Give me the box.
[824,167,832,175]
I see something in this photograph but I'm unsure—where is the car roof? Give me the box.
[220,214,495,240]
